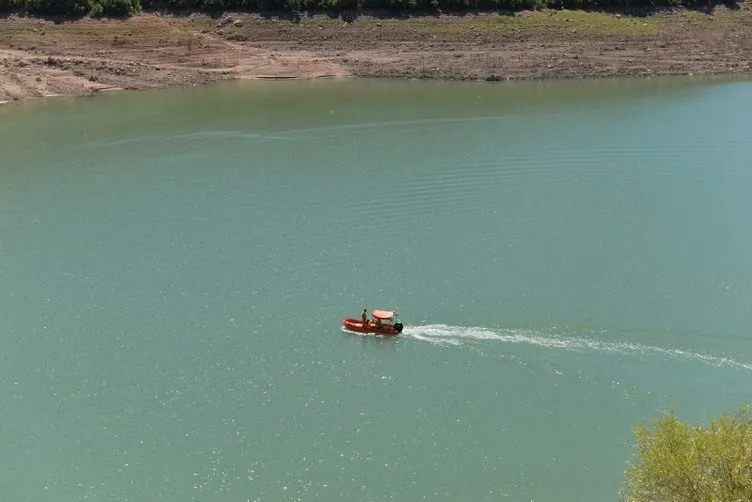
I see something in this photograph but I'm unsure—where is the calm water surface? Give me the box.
[1,77,751,501]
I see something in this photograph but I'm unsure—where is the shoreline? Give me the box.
[1,6,751,104]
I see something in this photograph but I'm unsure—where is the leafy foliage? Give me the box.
[89,0,141,16]
[0,0,732,16]
[102,0,141,15]
[25,0,90,15]
[623,407,752,502]
[4,0,141,15]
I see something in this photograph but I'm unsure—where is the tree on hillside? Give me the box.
[622,406,752,502]
[0,0,743,16]
[25,0,89,15]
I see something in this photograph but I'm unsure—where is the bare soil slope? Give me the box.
[1,6,751,103]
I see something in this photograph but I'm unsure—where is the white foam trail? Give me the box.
[403,324,752,371]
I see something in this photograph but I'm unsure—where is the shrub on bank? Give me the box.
[622,406,752,502]
[25,0,89,15]
[5,0,140,15]
[90,0,142,17]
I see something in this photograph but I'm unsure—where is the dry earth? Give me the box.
[1,6,751,103]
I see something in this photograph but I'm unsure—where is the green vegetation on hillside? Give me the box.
[0,0,736,19]
[622,406,752,502]
[1,0,138,15]
[5,0,141,16]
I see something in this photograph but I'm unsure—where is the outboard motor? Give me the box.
[394,322,404,334]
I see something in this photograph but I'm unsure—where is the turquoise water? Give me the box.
[1,77,751,501]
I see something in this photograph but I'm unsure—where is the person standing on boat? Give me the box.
[362,308,368,325]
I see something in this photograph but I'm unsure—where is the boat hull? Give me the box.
[342,318,402,336]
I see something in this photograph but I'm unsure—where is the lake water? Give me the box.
[1,77,751,501]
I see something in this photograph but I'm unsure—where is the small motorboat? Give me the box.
[342,309,404,336]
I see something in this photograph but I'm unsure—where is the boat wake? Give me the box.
[403,324,752,371]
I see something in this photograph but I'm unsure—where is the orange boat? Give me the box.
[342,309,404,336]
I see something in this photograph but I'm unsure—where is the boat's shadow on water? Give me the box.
[340,329,400,351]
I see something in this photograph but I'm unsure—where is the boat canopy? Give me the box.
[372,310,395,320]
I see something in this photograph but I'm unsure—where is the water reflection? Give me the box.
[341,329,400,351]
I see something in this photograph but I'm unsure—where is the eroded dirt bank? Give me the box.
[1,6,751,103]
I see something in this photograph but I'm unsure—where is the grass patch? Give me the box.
[402,10,663,36]
[209,10,666,39]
